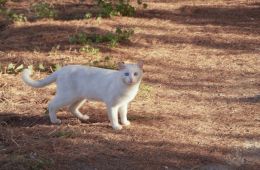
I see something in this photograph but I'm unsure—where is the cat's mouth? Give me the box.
[125,80,138,86]
[127,82,135,85]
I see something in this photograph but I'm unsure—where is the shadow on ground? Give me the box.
[1,118,259,169]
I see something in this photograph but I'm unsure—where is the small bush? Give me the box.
[0,8,27,22]
[53,130,75,138]
[32,2,57,19]
[8,12,27,22]
[0,63,63,74]
[0,0,7,6]
[84,12,92,19]
[116,0,135,16]
[89,56,117,69]
[69,27,134,47]
[0,63,24,74]
[69,32,91,45]
[80,45,100,55]
[96,0,147,17]
[97,0,118,17]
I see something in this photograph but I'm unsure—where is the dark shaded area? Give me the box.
[135,4,260,48]
[1,2,259,56]
[53,3,97,21]
[2,2,97,22]
[0,15,11,31]
[0,109,110,127]
[1,123,259,169]
[0,113,50,127]
[239,95,260,103]
[0,107,165,128]
[137,33,259,52]
[136,4,260,27]
[209,133,260,141]
[0,24,143,57]
[179,93,260,105]
[0,24,106,52]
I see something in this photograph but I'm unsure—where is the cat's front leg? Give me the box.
[107,106,122,130]
[119,104,130,126]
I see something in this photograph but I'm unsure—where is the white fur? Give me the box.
[22,63,143,130]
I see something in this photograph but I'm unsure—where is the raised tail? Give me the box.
[22,69,57,88]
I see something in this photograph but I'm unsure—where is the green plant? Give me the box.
[32,2,57,19]
[0,0,7,6]
[7,153,53,170]
[69,32,91,45]
[0,62,65,75]
[69,27,134,47]
[38,63,45,72]
[84,12,92,19]
[50,64,61,72]
[138,83,153,99]
[80,45,99,55]
[96,0,147,17]
[54,130,75,138]
[8,12,27,22]
[0,8,27,22]
[7,63,15,73]
[49,45,60,56]
[2,63,24,74]
[97,0,118,17]
[137,0,148,9]
[143,3,148,9]
[89,56,117,69]
[116,0,135,16]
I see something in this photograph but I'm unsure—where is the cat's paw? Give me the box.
[51,119,61,124]
[112,124,123,130]
[122,120,131,126]
[81,115,90,121]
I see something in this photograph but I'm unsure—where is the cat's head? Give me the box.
[118,61,144,86]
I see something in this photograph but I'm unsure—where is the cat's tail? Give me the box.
[22,69,57,88]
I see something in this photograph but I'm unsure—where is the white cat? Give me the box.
[22,62,143,130]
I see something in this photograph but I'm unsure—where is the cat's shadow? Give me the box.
[0,112,51,127]
[0,111,108,127]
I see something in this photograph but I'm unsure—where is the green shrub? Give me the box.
[69,27,134,47]
[80,45,100,55]
[32,2,57,19]
[8,12,27,22]
[0,0,7,6]
[0,8,27,22]
[96,0,147,17]
[89,56,117,69]
[116,0,135,16]
[84,12,92,19]
[97,0,118,17]
[69,32,91,45]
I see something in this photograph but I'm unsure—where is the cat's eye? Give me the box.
[134,72,138,76]
[124,72,129,76]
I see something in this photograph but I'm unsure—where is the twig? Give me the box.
[50,66,54,73]
[11,138,20,148]
[48,126,61,136]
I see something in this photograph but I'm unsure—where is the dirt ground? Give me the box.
[0,0,259,169]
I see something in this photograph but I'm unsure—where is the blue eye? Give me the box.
[124,72,129,76]
[134,72,138,76]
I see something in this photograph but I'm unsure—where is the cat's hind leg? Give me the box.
[48,95,75,124]
[69,99,89,121]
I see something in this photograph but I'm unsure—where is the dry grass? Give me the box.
[0,0,260,169]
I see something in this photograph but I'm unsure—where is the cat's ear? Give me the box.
[137,60,144,69]
[118,62,125,70]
